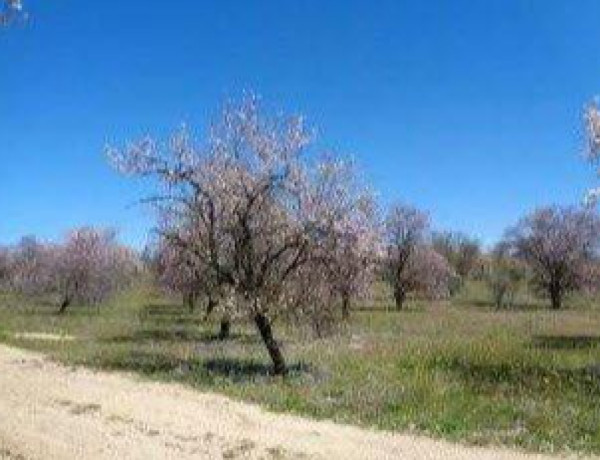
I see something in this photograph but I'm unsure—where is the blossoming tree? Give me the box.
[54,227,138,313]
[383,203,452,309]
[108,96,376,375]
[505,206,600,310]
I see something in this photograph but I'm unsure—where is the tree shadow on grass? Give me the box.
[103,327,257,345]
[139,303,191,318]
[99,350,183,374]
[451,298,550,311]
[452,299,494,308]
[201,357,311,381]
[15,307,58,316]
[352,304,396,312]
[96,350,313,383]
[137,303,215,328]
[17,304,101,317]
[439,357,600,395]
[352,305,424,313]
[531,335,600,350]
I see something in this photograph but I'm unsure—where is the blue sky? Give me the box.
[2,1,600,248]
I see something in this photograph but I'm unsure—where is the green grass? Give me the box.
[1,282,600,455]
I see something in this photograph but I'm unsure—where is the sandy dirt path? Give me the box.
[0,344,573,460]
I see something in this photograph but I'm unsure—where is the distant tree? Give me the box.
[579,260,600,296]
[325,223,378,319]
[154,238,203,312]
[9,235,54,296]
[585,101,600,203]
[584,101,600,206]
[284,263,338,337]
[484,242,525,309]
[432,231,481,289]
[310,161,380,319]
[3,230,137,311]
[506,206,600,310]
[54,227,138,314]
[108,95,375,375]
[383,204,452,309]
[0,247,9,288]
[155,235,231,339]
[139,243,159,273]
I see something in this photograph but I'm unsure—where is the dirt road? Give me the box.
[0,344,567,459]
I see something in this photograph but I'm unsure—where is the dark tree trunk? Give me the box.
[205,296,217,319]
[58,296,71,315]
[184,292,196,313]
[254,312,287,376]
[549,284,562,310]
[313,318,323,339]
[217,317,230,340]
[58,282,76,315]
[341,292,351,319]
[394,286,406,310]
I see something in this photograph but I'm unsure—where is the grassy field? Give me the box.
[1,282,600,455]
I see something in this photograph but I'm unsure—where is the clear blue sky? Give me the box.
[2,1,600,248]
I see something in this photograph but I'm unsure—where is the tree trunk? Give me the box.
[341,292,351,319]
[185,292,196,313]
[254,312,287,376]
[58,295,71,315]
[205,296,217,319]
[58,282,75,315]
[217,317,230,340]
[394,286,406,310]
[549,284,562,310]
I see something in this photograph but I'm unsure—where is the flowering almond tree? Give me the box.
[432,231,481,285]
[8,236,54,296]
[304,159,380,319]
[325,222,378,319]
[154,238,204,311]
[506,206,600,310]
[2,229,137,312]
[485,241,525,309]
[0,247,10,288]
[108,96,375,375]
[585,101,600,204]
[154,236,232,339]
[383,203,452,309]
[55,227,138,313]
